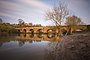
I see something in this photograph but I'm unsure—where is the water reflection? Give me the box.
[0,34,62,47]
[45,41,62,60]
[16,34,61,42]
[0,34,62,60]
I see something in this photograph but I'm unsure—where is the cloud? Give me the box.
[62,0,90,24]
[0,0,52,25]
[19,0,51,10]
[0,12,18,19]
[0,0,52,17]
[1,0,89,25]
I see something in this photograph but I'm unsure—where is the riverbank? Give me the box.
[59,31,90,60]
[46,31,90,60]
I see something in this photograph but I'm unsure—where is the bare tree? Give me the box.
[45,2,69,35]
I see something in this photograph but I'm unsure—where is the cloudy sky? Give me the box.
[0,0,90,25]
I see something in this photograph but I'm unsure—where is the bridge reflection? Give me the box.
[16,34,62,42]
[0,34,62,47]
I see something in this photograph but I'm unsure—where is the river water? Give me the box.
[0,34,62,60]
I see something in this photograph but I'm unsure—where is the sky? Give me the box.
[0,0,90,25]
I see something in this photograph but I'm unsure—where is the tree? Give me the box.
[0,23,17,33]
[18,19,24,24]
[18,19,25,27]
[0,18,3,23]
[45,1,69,35]
[65,15,83,34]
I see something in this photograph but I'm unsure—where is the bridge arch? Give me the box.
[23,29,26,33]
[18,30,20,32]
[37,29,43,34]
[29,29,34,34]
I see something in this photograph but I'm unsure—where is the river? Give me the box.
[0,34,62,60]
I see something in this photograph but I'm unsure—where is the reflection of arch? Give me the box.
[24,34,26,37]
[47,34,55,38]
[23,29,26,33]
[18,30,20,32]
[47,29,55,33]
[37,34,43,38]
[61,29,67,35]
[30,29,34,34]
[37,29,43,34]
[29,34,34,38]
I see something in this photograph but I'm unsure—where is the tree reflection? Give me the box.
[45,40,62,60]
[29,40,33,43]
[0,43,3,47]
[47,33,55,38]
[18,41,25,47]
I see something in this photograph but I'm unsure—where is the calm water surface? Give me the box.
[0,34,62,60]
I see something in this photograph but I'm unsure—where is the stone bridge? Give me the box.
[16,26,68,34]
[16,25,88,34]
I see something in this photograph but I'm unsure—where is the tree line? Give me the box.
[0,18,42,35]
[0,18,18,35]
